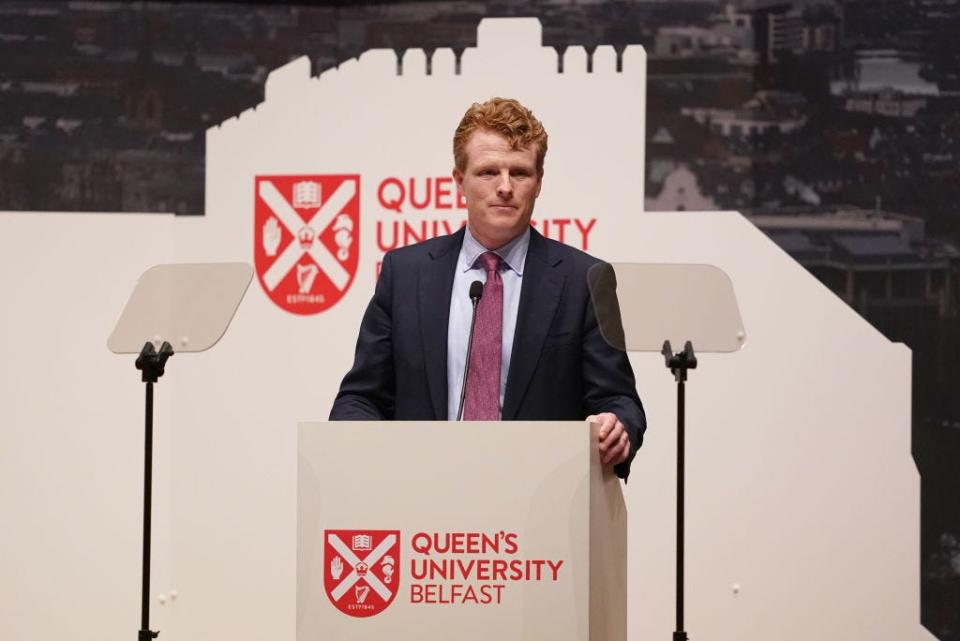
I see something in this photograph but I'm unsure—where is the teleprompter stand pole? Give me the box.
[662,340,697,641]
[134,341,174,641]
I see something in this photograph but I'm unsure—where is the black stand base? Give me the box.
[134,341,173,641]
[663,340,696,641]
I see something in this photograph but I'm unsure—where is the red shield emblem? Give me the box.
[254,175,360,315]
[324,529,400,617]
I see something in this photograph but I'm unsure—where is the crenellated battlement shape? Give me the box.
[207,16,648,222]
[217,18,646,132]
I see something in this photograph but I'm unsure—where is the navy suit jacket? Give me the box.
[330,227,645,478]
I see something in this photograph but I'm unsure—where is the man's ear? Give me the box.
[535,168,544,197]
[452,166,463,190]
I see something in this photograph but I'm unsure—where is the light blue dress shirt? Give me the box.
[446,227,530,420]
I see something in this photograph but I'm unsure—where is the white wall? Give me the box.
[0,213,176,640]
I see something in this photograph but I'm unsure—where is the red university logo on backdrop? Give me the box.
[324,529,400,617]
[254,175,360,315]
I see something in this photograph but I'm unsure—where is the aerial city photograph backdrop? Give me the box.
[1,1,957,637]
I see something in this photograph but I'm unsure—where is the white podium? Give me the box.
[297,421,627,641]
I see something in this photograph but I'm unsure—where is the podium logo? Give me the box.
[324,529,400,618]
[254,175,360,315]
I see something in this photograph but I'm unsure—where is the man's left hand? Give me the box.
[588,412,630,467]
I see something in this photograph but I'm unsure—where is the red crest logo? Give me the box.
[324,530,400,617]
[254,175,360,315]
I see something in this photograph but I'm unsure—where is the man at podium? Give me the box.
[330,97,645,479]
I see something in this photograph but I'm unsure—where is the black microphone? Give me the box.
[457,280,484,420]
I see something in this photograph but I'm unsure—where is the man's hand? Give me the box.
[588,412,630,467]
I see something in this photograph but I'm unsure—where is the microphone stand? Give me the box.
[134,341,174,641]
[456,281,483,420]
[662,340,696,641]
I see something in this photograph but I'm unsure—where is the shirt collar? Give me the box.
[460,226,530,276]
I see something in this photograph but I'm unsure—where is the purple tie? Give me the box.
[464,252,503,420]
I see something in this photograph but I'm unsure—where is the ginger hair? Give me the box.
[453,97,548,171]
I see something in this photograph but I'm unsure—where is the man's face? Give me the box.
[453,129,543,250]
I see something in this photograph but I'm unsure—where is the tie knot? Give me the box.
[479,251,501,275]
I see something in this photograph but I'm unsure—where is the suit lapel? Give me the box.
[419,228,464,420]
[502,229,565,420]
